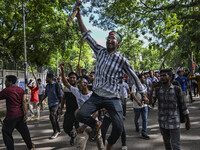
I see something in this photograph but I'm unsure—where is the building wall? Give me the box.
[0,70,47,91]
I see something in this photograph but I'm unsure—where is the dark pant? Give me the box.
[160,127,180,150]
[101,115,126,146]
[63,112,79,138]
[2,116,33,150]
[49,104,60,133]
[76,93,123,145]
[122,98,127,116]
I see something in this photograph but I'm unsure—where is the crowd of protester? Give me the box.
[0,6,199,150]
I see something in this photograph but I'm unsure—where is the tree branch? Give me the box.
[140,0,200,11]
[3,22,17,45]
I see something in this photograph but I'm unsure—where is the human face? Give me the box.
[46,77,51,84]
[69,75,77,85]
[140,75,146,84]
[77,81,86,91]
[89,74,94,82]
[32,82,36,87]
[106,35,120,52]
[160,73,171,84]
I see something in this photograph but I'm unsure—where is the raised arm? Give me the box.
[68,62,74,72]
[76,7,87,33]
[60,62,71,89]
[30,63,39,87]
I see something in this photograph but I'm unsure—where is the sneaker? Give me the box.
[141,133,150,140]
[122,146,128,150]
[70,137,75,146]
[89,121,102,141]
[50,131,61,139]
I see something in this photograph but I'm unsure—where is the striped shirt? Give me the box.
[82,31,145,97]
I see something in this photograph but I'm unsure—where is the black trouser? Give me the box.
[122,98,127,116]
[49,104,60,133]
[63,112,79,138]
[2,116,33,150]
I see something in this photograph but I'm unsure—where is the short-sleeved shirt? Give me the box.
[0,86,25,119]
[70,86,92,108]
[131,84,147,109]
[119,82,129,99]
[38,83,45,95]
[175,76,188,91]
[30,87,39,102]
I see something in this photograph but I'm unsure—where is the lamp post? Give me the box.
[22,0,28,100]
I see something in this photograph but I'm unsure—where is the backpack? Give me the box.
[155,84,185,123]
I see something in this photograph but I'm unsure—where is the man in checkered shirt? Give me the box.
[150,69,190,150]
[75,7,149,150]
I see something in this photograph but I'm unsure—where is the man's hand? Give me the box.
[137,101,142,106]
[60,62,65,70]
[76,6,81,18]
[185,119,190,130]
[24,114,28,122]
[77,125,87,133]
[142,96,149,105]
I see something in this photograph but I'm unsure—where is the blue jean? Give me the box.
[101,115,126,146]
[76,93,123,145]
[2,116,33,150]
[160,127,180,150]
[134,106,148,134]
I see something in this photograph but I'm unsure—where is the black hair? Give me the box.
[46,73,54,79]
[160,69,173,77]
[37,78,41,82]
[6,75,17,84]
[177,70,184,74]
[81,69,87,73]
[68,72,79,79]
[138,74,144,79]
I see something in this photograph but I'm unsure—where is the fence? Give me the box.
[0,69,47,91]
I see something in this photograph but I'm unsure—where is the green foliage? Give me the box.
[84,0,200,69]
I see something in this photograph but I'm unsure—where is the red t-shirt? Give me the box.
[30,87,39,102]
[0,86,25,119]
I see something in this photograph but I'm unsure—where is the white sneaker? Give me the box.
[50,131,61,139]
[122,146,128,150]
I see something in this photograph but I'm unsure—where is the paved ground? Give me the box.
[0,96,200,150]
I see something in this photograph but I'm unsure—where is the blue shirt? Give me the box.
[43,81,62,107]
[175,76,188,91]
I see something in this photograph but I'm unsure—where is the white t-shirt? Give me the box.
[38,83,45,95]
[119,82,129,99]
[131,84,147,108]
[70,86,93,127]
[70,86,93,108]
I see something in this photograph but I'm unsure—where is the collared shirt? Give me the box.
[119,81,129,99]
[131,83,148,109]
[153,84,189,129]
[145,76,159,94]
[43,81,62,107]
[82,31,145,97]
[38,83,45,95]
